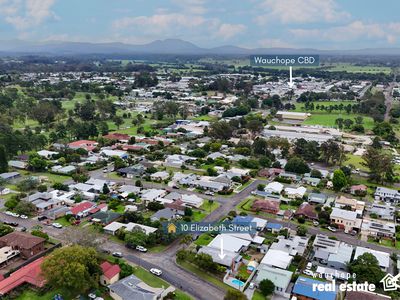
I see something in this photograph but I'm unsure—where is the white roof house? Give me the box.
[208,234,251,253]
[104,222,158,235]
[284,186,307,199]
[181,194,203,208]
[150,171,170,181]
[265,182,284,194]
[141,189,167,202]
[100,149,128,158]
[37,150,59,158]
[260,249,293,269]
[198,246,238,267]
[354,247,390,271]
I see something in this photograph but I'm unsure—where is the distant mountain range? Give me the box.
[0,38,399,56]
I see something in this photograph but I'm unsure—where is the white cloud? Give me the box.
[290,21,400,44]
[171,0,207,14]
[215,23,246,40]
[112,13,206,34]
[258,38,294,48]
[256,0,350,24]
[0,0,56,30]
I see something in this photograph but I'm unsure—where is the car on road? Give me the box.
[112,252,123,258]
[4,221,18,227]
[20,215,28,219]
[327,226,337,232]
[20,226,27,232]
[52,223,63,229]
[150,268,162,276]
[204,191,214,196]
[102,168,108,173]
[136,245,148,252]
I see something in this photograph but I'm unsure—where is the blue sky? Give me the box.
[0,0,399,49]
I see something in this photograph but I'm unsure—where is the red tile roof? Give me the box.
[88,203,107,214]
[294,202,317,219]
[0,257,46,295]
[252,199,279,213]
[70,201,95,215]
[351,184,367,191]
[100,261,121,280]
[68,140,98,151]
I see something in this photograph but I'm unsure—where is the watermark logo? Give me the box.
[380,273,400,291]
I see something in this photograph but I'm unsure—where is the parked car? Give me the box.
[306,262,312,270]
[20,215,28,219]
[313,221,319,226]
[38,216,47,221]
[52,223,63,229]
[204,191,214,196]
[136,245,148,252]
[88,293,97,300]
[112,252,123,258]
[249,282,255,289]
[327,226,337,232]
[150,268,162,276]
[20,226,27,232]
[4,221,18,227]
[350,230,357,236]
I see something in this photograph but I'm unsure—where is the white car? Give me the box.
[313,221,319,226]
[88,294,97,300]
[20,215,28,219]
[12,213,20,218]
[150,268,162,276]
[5,211,13,216]
[327,226,337,232]
[205,191,214,196]
[136,245,148,252]
[52,223,63,229]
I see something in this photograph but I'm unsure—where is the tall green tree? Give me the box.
[259,279,275,296]
[41,245,101,292]
[332,169,347,191]
[0,146,8,173]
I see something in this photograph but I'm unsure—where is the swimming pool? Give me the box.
[231,279,245,287]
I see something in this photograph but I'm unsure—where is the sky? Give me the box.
[0,0,399,49]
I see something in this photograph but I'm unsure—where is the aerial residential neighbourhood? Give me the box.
[1,1,400,300]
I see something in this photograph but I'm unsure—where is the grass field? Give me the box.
[345,154,368,172]
[194,233,214,246]
[293,101,357,112]
[252,291,267,300]
[323,63,392,74]
[302,113,374,129]
[133,266,170,288]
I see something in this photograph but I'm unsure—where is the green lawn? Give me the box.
[192,210,207,222]
[133,266,170,288]
[112,204,126,214]
[54,216,72,227]
[200,201,220,213]
[302,113,374,129]
[148,244,168,253]
[28,172,71,184]
[16,289,77,300]
[177,260,235,292]
[194,233,214,246]
[252,291,267,300]
[345,154,368,172]
[323,63,392,74]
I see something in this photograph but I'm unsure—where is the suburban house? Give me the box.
[198,246,240,268]
[292,276,337,300]
[109,274,171,300]
[368,203,395,220]
[350,184,367,196]
[361,218,396,239]
[303,176,321,187]
[308,193,327,204]
[330,208,362,233]
[68,140,98,151]
[254,265,292,297]
[150,171,170,181]
[335,195,365,217]
[100,149,128,159]
[103,222,158,235]
[284,186,307,199]
[374,187,400,204]
[270,236,309,256]
[260,249,292,269]
[100,261,121,286]
[208,234,251,253]
[294,202,318,220]
[0,172,21,183]
[354,247,389,272]
[150,207,184,221]
[68,201,97,219]
[264,182,284,195]
[252,199,280,214]
[117,165,146,178]
[0,257,46,296]
[0,232,45,259]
